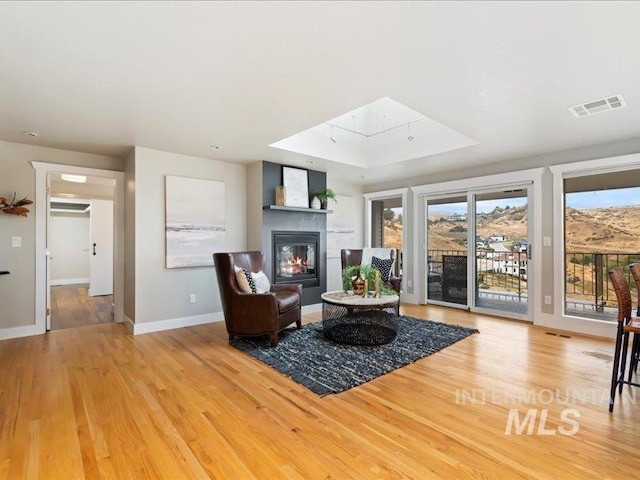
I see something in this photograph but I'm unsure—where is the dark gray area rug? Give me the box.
[230,316,479,396]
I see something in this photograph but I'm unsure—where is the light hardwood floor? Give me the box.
[50,284,113,331]
[0,304,638,479]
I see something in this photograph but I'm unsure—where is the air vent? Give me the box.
[569,94,626,118]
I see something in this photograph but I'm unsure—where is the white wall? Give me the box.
[325,176,365,291]
[49,213,90,284]
[131,147,247,328]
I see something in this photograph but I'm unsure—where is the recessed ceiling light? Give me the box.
[23,131,40,138]
[60,174,87,183]
[210,145,223,150]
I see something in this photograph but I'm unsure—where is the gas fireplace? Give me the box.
[272,231,320,288]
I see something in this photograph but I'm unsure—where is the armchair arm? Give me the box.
[229,292,279,332]
[388,276,402,294]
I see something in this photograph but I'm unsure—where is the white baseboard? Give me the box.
[302,303,322,314]
[0,324,42,341]
[132,312,225,335]
[50,277,90,286]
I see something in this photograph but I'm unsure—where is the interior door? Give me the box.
[89,199,114,296]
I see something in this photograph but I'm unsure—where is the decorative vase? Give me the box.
[321,199,328,210]
[275,186,286,206]
[352,275,365,296]
[311,196,321,209]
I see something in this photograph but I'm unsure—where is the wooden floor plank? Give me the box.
[0,304,639,479]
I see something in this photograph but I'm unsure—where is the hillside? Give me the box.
[384,205,640,253]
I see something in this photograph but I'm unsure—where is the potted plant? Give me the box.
[342,264,395,295]
[312,188,337,209]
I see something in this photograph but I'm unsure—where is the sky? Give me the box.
[424,187,640,215]
[428,197,527,216]
[565,187,640,209]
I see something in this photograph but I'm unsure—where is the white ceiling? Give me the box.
[1,1,640,184]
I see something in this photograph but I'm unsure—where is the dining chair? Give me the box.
[627,263,640,378]
[607,267,640,411]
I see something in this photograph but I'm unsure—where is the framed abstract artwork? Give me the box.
[282,166,309,208]
[165,175,226,268]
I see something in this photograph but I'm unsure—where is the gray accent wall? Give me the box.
[261,161,327,305]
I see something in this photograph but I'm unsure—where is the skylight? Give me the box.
[270,97,478,168]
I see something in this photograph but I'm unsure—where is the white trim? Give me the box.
[123,314,135,334]
[132,312,224,335]
[32,161,125,335]
[302,303,322,314]
[0,324,42,341]
[362,188,410,300]
[551,152,640,337]
[50,277,90,286]
[412,168,544,324]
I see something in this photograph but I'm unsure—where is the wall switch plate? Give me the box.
[189,294,196,304]
[11,236,21,247]
[544,295,552,305]
[407,280,412,288]
[543,236,551,247]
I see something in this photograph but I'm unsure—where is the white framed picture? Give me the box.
[165,175,226,268]
[282,166,309,208]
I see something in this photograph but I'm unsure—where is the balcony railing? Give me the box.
[565,252,640,311]
[427,249,640,313]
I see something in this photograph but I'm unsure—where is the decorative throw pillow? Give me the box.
[371,256,394,282]
[251,270,271,294]
[233,265,255,293]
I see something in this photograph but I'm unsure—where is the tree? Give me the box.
[383,208,395,223]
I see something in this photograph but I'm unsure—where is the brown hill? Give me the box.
[383,205,640,254]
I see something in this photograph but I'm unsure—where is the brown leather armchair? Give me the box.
[341,249,402,293]
[213,251,302,346]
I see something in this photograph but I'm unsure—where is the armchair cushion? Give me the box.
[234,266,256,293]
[274,290,299,313]
[251,270,271,293]
[234,266,271,294]
[372,256,394,282]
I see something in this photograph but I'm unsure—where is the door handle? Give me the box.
[93,243,97,256]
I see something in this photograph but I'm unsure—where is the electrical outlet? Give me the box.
[11,236,21,247]
[543,236,552,247]
[544,295,552,305]
[407,280,412,288]
[189,294,196,304]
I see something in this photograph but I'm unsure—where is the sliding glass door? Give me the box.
[473,189,529,318]
[424,186,531,320]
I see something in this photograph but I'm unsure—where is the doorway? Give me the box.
[48,174,115,330]
[32,162,124,334]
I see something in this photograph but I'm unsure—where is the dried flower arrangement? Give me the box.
[0,193,33,217]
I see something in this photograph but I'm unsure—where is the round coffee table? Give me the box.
[321,291,400,346]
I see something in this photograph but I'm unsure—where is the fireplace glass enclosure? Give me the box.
[273,231,320,288]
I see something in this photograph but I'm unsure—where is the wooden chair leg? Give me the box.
[296,318,302,329]
[269,332,279,347]
[228,334,235,342]
[610,327,624,412]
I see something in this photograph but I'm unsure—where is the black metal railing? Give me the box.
[427,249,640,311]
[428,249,528,299]
[565,252,640,311]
